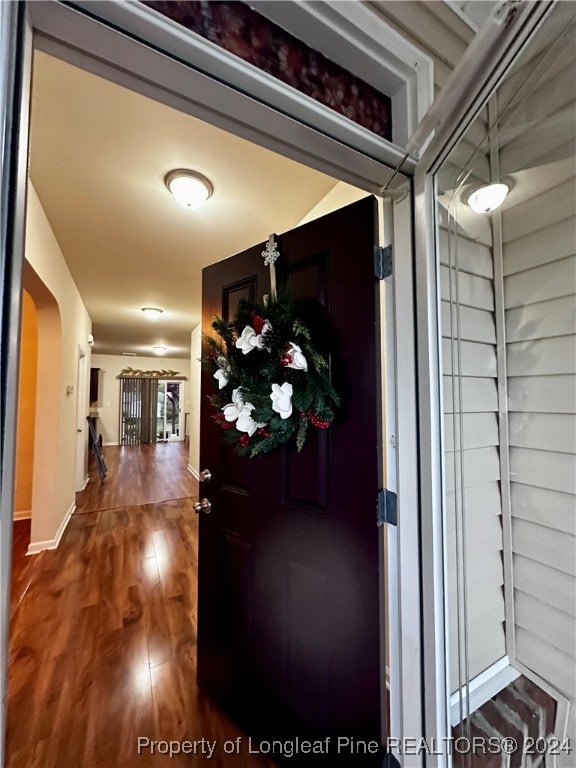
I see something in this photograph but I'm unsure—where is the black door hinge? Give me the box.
[374,245,393,280]
[377,488,397,526]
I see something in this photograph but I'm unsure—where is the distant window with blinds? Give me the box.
[120,377,158,445]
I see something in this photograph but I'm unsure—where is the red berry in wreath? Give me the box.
[251,311,266,335]
[240,434,250,447]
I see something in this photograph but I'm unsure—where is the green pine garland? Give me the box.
[202,291,339,458]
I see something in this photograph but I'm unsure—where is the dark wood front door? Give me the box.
[198,197,383,760]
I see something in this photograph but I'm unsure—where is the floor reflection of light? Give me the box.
[154,542,171,579]
[131,661,151,698]
[152,532,171,579]
[142,555,159,583]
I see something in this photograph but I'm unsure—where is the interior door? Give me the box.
[198,197,383,756]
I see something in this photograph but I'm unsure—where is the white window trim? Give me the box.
[245,0,434,148]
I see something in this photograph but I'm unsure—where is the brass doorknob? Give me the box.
[193,498,212,514]
[199,469,212,482]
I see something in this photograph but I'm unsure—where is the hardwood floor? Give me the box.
[7,444,278,768]
[75,441,199,514]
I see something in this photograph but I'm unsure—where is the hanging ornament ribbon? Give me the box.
[262,233,280,298]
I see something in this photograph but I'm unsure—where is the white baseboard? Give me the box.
[26,501,75,555]
[79,475,89,491]
[103,441,118,446]
[13,510,32,521]
[187,464,200,480]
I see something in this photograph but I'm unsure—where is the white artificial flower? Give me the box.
[285,342,308,371]
[270,382,293,420]
[236,325,260,355]
[213,369,229,389]
[235,321,273,354]
[222,387,245,421]
[236,403,266,436]
[223,389,265,435]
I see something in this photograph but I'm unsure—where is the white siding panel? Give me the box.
[445,482,502,521]
[503,217,576,276]
[444,447,501,491]
[515,591,576,658]
[507,336,576,377]
[499,109,576,179]
[439,228,493,278]
[439,205,492,248]
[440,266,494,311]
[507,375,576,414]
[512,518,576,577]
[511,483,576,535]
[514,554,576,617]
[504,255,576,309]
[448,586,505,639]
[503,158,576,221]
[441,339,497,378]
[510,447,576,495]
[502,178,576,243]
[441,302,496,344]
[443,376,499,414]
[444,412,499,451]
[498,30,576,111]
[449,620,506,693]
[515,627,576,700]
[506,295,576,342]
[446,501,503,544]
[370,0,472,84]
[509,412,576,454]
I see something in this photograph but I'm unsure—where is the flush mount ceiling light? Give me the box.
[154,346,167,354]
[467,183,509,213]
[165,169,213,209]
[141,307,163,320]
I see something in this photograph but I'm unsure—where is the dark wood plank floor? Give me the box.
[7,444,278,768]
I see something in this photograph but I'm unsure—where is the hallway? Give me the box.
[7,443,278,768]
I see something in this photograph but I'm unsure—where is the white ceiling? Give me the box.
[29,51,349,359]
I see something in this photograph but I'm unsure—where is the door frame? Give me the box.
[75,345,89,491]
[0,3,422,766]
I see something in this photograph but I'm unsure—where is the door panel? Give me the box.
[198,197,382,755]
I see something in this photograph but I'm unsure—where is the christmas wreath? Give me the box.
[202,291,339,457]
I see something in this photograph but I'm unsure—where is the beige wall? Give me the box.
[91,353,189,444]
[298,182,368,225]
[25,184,92,550]
[13,290,38,517]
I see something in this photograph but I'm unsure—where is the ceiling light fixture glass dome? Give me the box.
[141,307,163,320]
[154,346,167,354]
[165,169,213,209]
[467,183,509,213]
